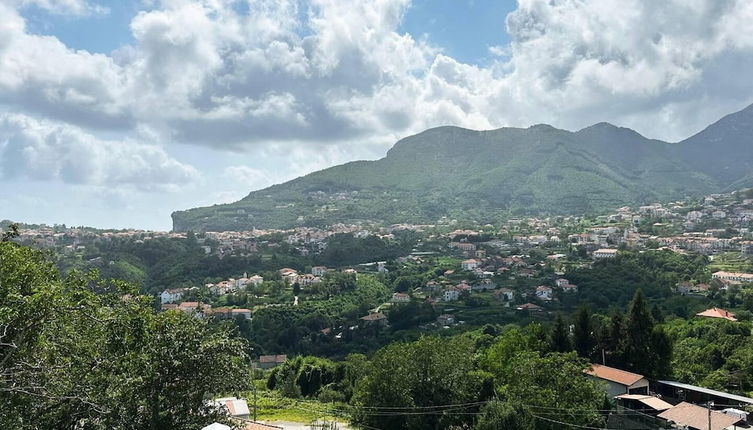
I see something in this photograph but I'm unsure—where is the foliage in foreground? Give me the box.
[0,242,251,429]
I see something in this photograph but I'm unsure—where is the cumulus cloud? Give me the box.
[223,165,273,189]
[0,113,200,191]
[2,0,753,153]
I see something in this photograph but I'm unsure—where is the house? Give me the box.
[298,274,321,287]
[535,286,553,301]
[455,282,472,293]
[585,364,649,397]
[658,402,744,430]
[696,307,737,321]
[231,308,252,320]
[209,281,235,295]
[473,279,496,291]
[561,283,578,293]
[443,287,460,302]
[450,242,477,252]
[555,278,570,287]
[424,281,441,292]
[178,302,211,315]
[258,354,287,369]
[248,275,264,286]
[377,261,389,273]
[437,314,455,326]
[160,288,186,304]
[678,282,710,295]
[655,380,753,407]
[593,249,618,259]
[311,266,327,276]
[214,397,250,419]
[614,394,672,414]
[516,303,543,312]
[461,259,479,271]
[391,292,410,303]
[712,271,753,283]
[495,288,514,302]
[360,312,387,326]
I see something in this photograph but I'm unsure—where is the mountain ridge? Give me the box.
[172,104,753,231]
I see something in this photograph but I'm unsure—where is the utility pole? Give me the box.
[707,400,714,430]
[252,362,258,422]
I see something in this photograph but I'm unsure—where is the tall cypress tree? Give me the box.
[573,306,595,359]
[550,313,572,352]
[604,311,626,367]
[625,289,655,375]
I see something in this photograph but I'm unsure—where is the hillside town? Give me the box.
[8,189,753,429]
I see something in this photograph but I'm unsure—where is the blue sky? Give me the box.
[2,0,753,230]
[399,0,516,65]
[23,0,517,64]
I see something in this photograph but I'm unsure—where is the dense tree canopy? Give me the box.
[0,242,251,429]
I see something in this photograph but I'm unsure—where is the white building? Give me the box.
[391,292,410,303]
[443,287,460,302]
[461,259,479,271]
[712,271,753,283]
[311,266,327,276]
[214,397,250,420]
[535,286,553,301]
[593,249,618,259]
[160,288,185,304]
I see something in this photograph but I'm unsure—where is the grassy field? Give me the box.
[708,252,753,273]
[242,384,347,423]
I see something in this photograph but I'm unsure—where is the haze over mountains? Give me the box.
[172,104,753,232]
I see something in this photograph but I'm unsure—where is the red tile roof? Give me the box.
[696,307,737,321]
[585,364,645,387]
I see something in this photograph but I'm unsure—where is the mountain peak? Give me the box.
[172,104,753,231]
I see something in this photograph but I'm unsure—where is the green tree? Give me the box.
[624,289,655,374]
[573,306,595,359]
[474,401,533,430]
[495,352,606,429]
[352,336,480,430]
[0,242,251,429]
[550,314,572,352]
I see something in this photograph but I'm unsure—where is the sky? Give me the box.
[1,0,753,231]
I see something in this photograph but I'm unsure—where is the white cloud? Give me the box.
[0,113,200,191]
[1,0,753,189]
[223,165,273,189]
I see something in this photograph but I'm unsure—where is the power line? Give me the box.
[532,414,649,430]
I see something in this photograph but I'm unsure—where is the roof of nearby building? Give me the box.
[202,424,231,430]
[712,271,753,278]
[516,303,542,311]
[614,394,673,411]
[657,380,753,405]
[585,364,645,387]
[215,397,250,417]
[658,402,742,430]
[696,307,737,321]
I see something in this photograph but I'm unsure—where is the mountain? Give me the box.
[172,104,753,231]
